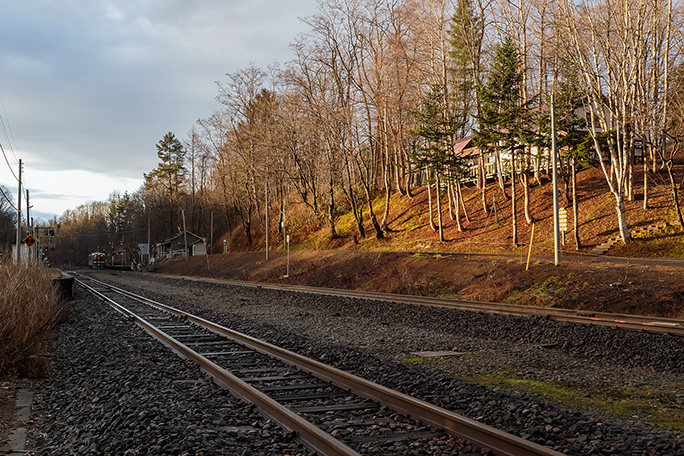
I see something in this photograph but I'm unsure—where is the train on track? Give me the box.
[87,252,106,269]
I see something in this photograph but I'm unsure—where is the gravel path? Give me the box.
[30,270,684,455]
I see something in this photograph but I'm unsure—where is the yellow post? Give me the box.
[526,222,535,271]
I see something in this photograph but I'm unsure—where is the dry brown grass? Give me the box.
[0,260,65,378]
[231,165,683,259]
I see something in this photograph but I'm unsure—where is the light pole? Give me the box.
[551,94,561,266]
[265,180,269,261]
[281,221,286,251]
[285,234,290,278]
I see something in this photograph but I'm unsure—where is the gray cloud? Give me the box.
[0,0,318,189]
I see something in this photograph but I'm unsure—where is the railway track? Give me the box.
[163,274,684,337]
[72,272,564,456]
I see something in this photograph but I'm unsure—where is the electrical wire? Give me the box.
[0,91,23,214]
[0,139,18,182]
[0,90,19,164]
[69,227,148,238]
[0,184,17,211]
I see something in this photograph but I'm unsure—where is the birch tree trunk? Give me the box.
[510,151,518,247]
[458,181,471,223]
[447,179,455,221]
[523,171,533,224]
[454,181,463,231]
[571,159,582,250]
[495,151,508,198]
[480,153,488,214]
[435,171,445,242]
[426,168,437,232]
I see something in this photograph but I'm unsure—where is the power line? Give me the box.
[0,184,17,211]
[0,90,19,164]
[69,227,148,238]
[0,89,20,183]
[0,139,18,182]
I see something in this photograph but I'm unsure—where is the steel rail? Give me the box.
[78,273,564,456]
[163,274,684,337]
[74,276,362,456]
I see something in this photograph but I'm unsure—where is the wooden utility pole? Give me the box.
[25,189,29,233]
[26,189,32,261]
[182,209,188,261]
[147,217,151,265]
[15,159,21,262]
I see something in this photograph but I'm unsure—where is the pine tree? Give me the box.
[144,132,187,234]
[476,36,527,153]
[475,36,529,247]
[412,84,464,242]
[448,0,484,129]
[144,132,187,197]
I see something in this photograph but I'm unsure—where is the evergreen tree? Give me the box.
[144,132,187,235]
[475,35,528,154]
[144,132,187,197]
[475,36,530,246]
[412,84,464,241]
[108,191,133,235]
[447,0,484,130]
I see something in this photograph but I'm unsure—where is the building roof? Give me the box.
[453,135,482,158]
[453,134,475,155]
[156,230,204,246]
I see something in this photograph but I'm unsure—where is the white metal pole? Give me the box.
[286,234,290,277]
[281,221,285,251]
[265,180,269,261]
[551,95,561,266]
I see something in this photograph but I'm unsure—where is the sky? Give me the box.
[0,0,320,222]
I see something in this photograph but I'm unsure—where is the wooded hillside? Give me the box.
[44,0,684,265]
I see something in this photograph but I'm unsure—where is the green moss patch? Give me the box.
[507,276,566,307]
[463,373,684,432]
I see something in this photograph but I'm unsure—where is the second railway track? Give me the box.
[162,274,684,337]
[72,272,564,456]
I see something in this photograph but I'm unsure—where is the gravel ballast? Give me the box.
[30,271,684,455]
[30,287,309,455]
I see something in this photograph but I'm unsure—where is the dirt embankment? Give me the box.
[155,250,684,318]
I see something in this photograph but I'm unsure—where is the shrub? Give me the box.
[0,260,65,378]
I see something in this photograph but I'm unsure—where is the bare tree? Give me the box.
[556,0,672,243]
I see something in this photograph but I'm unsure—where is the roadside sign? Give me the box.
[23,234,36,247]
[559,207,568,232]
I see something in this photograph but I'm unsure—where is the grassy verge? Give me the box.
[0,260,65,378]
[463,373,684,432]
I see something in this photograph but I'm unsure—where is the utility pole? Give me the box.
[15,159,21,262]
[147,217,151,265]
[210,211,214,255]
[181,209,188,261]
[26,189,31,261]
[265,180,269,261]
[25,189,29,232]
[551,95,561,266]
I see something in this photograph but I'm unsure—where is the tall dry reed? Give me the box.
[0,260,64,378]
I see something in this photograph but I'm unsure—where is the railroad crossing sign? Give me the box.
[559,207,568,232]
[23,234,36,247]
